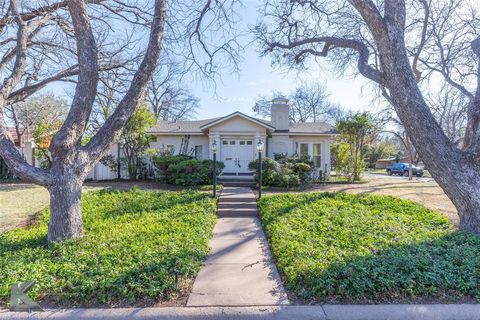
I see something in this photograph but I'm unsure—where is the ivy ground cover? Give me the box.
[258,192,480,303]
[0,189,217,307]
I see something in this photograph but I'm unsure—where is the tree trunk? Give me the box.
[438,167,480,233]
[408,156,413,180]
[47,174,84,242]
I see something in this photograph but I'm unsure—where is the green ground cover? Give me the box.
[258,192,480,303]
[0,189,217,307]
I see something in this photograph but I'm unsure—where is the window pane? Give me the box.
[313,144,321,167]
[195,145,203,160]
[300,143,308,155]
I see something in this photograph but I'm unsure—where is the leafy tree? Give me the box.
[363,140,398,169]
[32,119,63,169]
[336,112,375,181]
[119,106,156,180]
[331,142,352,179]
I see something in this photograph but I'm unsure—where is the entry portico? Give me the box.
[201,113,273,175]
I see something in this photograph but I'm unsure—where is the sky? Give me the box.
[43,0,375,121]
[189,0,373,120]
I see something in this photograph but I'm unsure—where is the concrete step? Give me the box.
[217,208,259,217]
[222,182,255,187]
[217,202,258,209]
[218,197,257,203]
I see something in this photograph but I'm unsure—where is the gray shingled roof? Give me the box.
[148,118,221,134]
[286,122,337,134]
[148,115,337,135]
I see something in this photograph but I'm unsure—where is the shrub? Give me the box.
[153,155,224,186]
[0,190,217,307]
[258,192,480,303]
[249,156,312,187]
[272,169,301,188]
[153,155,191,173]
[248,157,280,186]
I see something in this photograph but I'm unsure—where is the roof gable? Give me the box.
[199,112,275,130]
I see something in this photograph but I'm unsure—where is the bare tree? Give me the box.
[253,83,342,123]
[255,0,480,233]
[147,58,199,122]
[4,92,68,143]
[0,0,241,242]
[427,84,468,146]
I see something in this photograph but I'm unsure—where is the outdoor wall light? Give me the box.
[256,139,264,152]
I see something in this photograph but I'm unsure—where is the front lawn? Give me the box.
[258,192,480,303]
[0,189,217,307]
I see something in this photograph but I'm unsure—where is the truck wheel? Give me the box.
[403,171,409,177]
[387,170,392,176]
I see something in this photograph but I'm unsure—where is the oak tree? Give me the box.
[256,0,480,233]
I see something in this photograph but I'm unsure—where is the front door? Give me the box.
[221,139,254,175]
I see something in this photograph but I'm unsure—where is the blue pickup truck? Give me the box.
[386,162,424,177]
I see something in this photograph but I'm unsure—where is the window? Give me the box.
[313,144,321,168]
[222,140,228,145]
[166,145,175,154]
[300,143,308,156]
[195,145,203,160]
[229,140,236,145]
[240,141,245,145]
[246,141,253,145]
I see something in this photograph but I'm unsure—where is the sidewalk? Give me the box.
[187,187,288,306]
[2,304,480,320]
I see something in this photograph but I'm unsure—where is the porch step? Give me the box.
[222,182,255,187]
[218,202,258,209]
[218,197,257,203]
[217,208,258,217]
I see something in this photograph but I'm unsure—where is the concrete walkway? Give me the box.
[187,187,288,306]
[3,305,480,320]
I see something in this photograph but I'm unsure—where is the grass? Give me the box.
[0,181,221,233]
[0,183,50,231]
[258,192,480,303]
[0,189,217,307]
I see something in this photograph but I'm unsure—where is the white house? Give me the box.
[143,97,337,179]
[90,97,337,180]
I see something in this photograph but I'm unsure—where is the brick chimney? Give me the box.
[270,97,290,131]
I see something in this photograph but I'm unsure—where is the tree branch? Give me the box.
[266,36,386,86]
[50,0,99,155]
[82,0,167,166]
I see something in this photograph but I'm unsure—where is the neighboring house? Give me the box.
[375,157,409,169]
[1,127,37,178]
